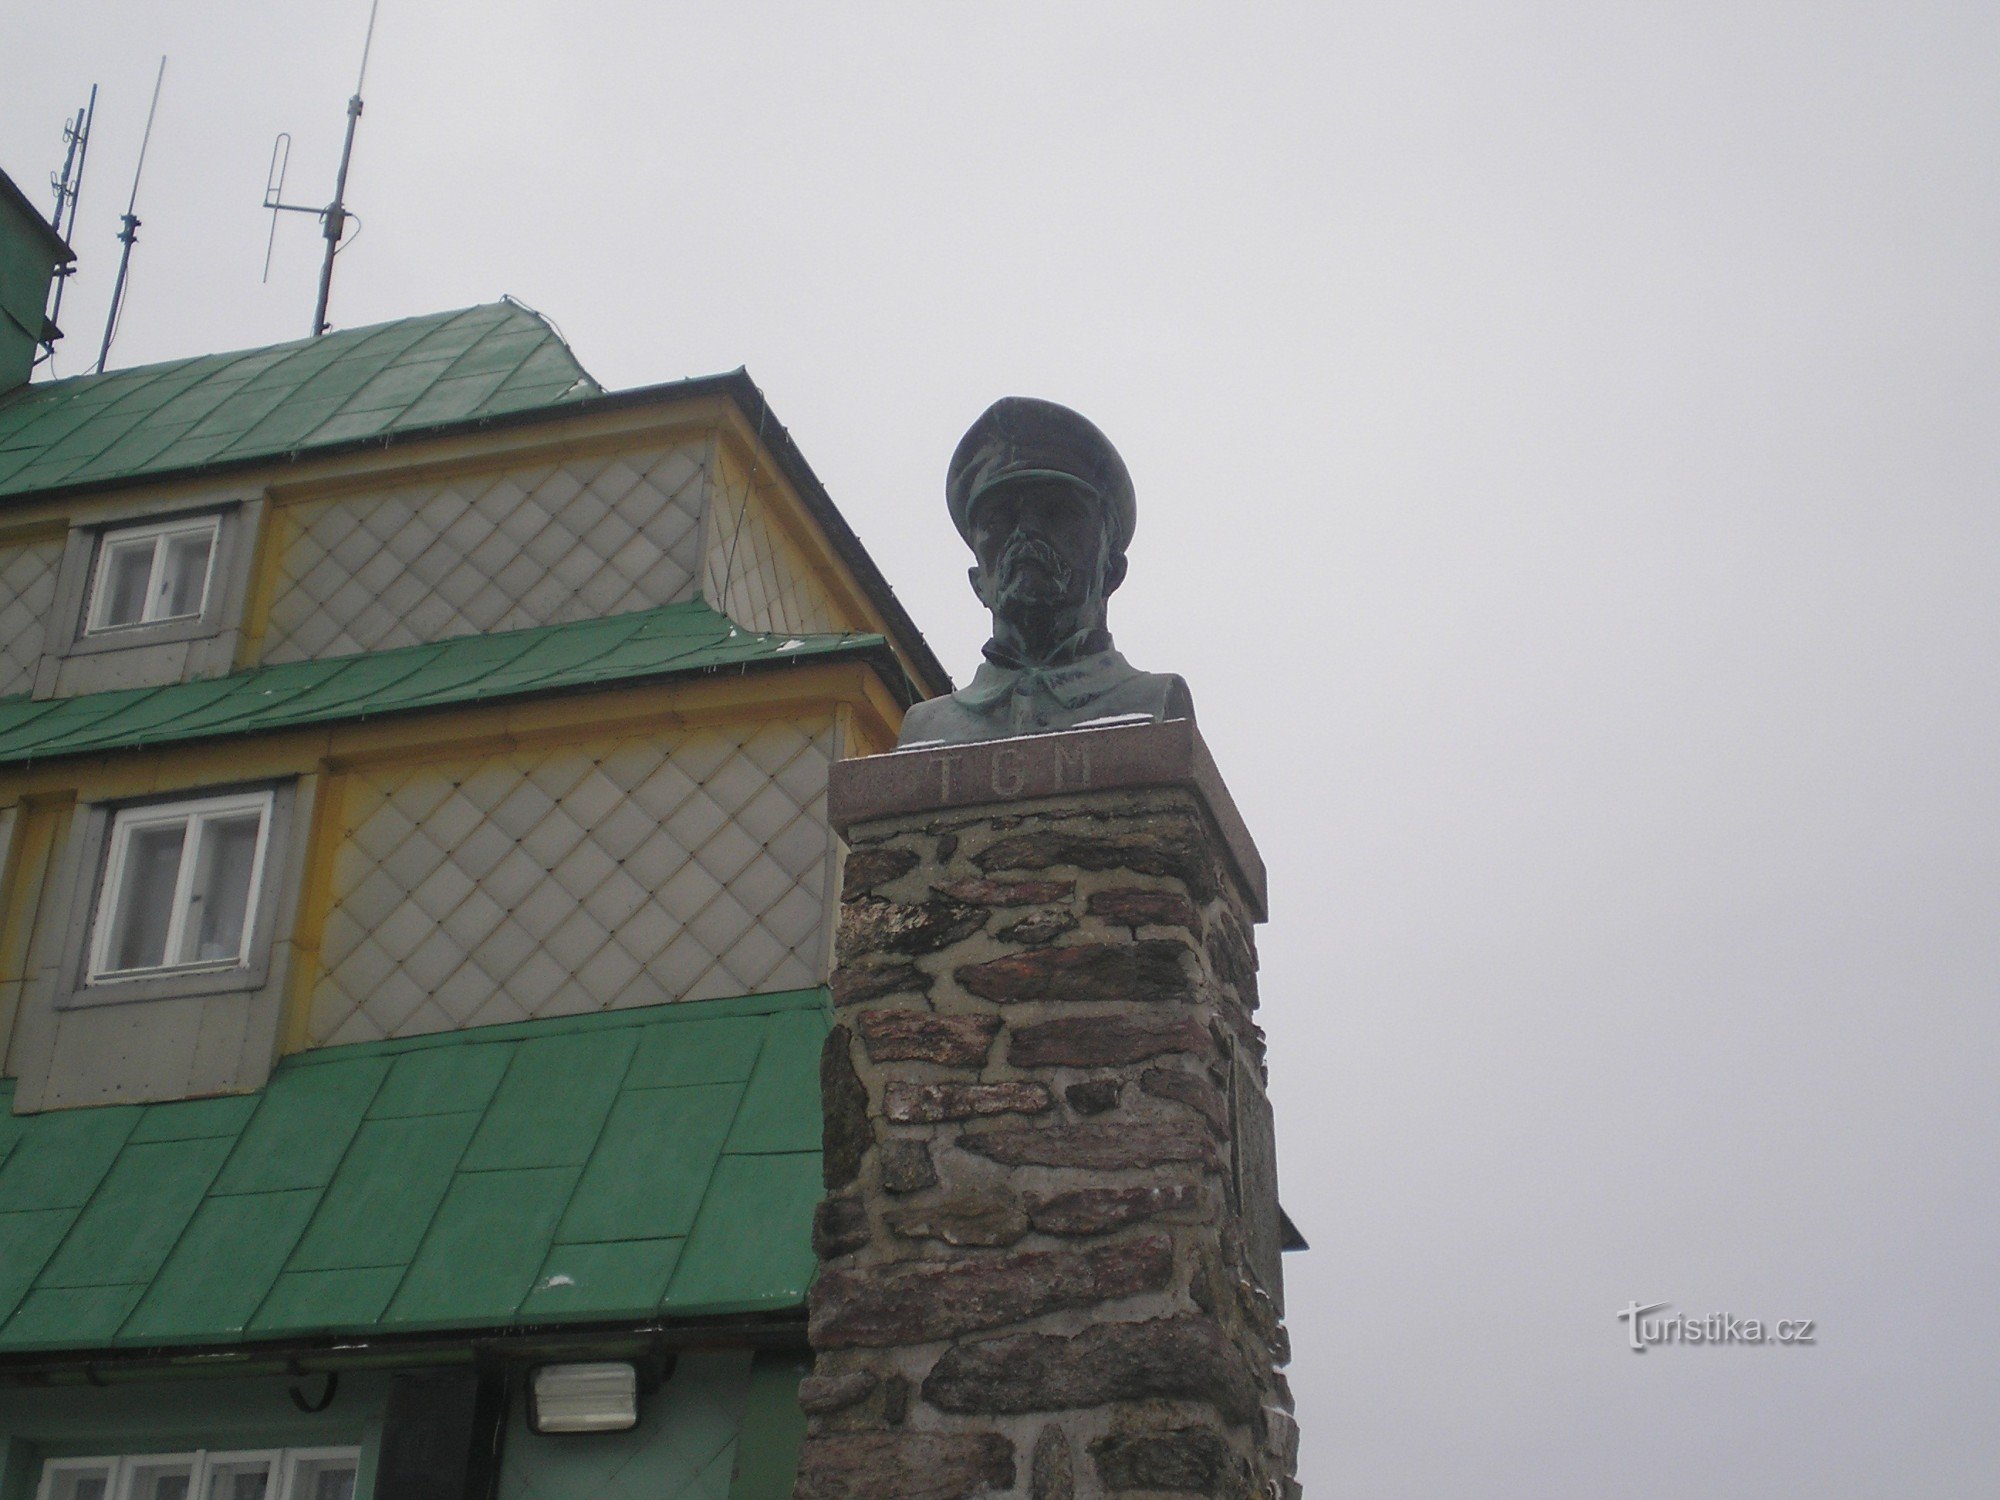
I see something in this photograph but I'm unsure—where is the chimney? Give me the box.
[0,166,76,393]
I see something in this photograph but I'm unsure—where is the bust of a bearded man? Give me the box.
[897,397,1194,748]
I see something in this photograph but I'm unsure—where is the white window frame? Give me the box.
[34,1447,360,1500]
[84,514,222,635]
[86,789,276,984]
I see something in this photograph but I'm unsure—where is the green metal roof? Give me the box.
[0,988,829,1354]
[0,302,601,499]
[0,600,890,767]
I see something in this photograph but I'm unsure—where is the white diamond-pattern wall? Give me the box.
[262,443,709,662]
[702,465,843,638]
[306,717,837,1045]
[0,537,61,696]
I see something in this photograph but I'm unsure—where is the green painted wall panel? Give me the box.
[666,1153,820,1315]
[520,1238,682,1321]
[251,1266,404,1335]
[127,1096,261,1144]
[627,1018,766,1089]
[212,1060,387,1194]
[289,1112,480,1271]
[368,1044,511,1119]
[460,1031,639,1171]
[557,1084,739,1244]
[726,1353,811,1500]
[123,1189,319,1340]
[1,1285,144,1347]
[38,1138,233,1290]
[385,1166,578,1327]
[0,1107,138,1213]
[723,1013,829,1155]
[0,1212,77,1323]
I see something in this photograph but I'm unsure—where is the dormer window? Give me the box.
[88,790,273,982]
[85,515,220,633]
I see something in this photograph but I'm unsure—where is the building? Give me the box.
[0,166,947,1500]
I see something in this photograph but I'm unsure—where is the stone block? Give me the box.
[976,822,1216,904]
[813,1195,870,1259]
[1031,1426,1074,1500]
[857,1010,999,1066]
[1140,1065,1230,1135]
[955,942,1190,1005]
[831,958,930,1007]
[995,909,1079,946]
[794,1432,1015,1500]
[1063,1078,1122,1115]
[885,1188,1030,1247]
[1090,1427,1251,1498]
[959,1122,1220,1172]
[879,1139,937,1194]
[839,895,987,957]
[1026,1183,1200,1237]
[821,1028,871,1190]
[923,1316,1261,1424]
[935,876,1074,906]
[797,1370,878,1415]
[810,1236,1174,1348]
[1088,886,1199,931]
[841,845,918,899]
[1008,1014,1211,1069]
[884,1080,1052,1124]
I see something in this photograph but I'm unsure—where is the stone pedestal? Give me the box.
[795,721,1297,1500]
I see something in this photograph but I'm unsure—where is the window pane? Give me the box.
[182,812,262,964]
[202,1460,271,1500]
[292,1462,356,1500]
[105,822,187,971]
[46,1468,114,1500]
[157,529,214,620]
[95,538,155,628]
[126,1463,195,1500]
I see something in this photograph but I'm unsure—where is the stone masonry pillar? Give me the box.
[795,721,1298,1500]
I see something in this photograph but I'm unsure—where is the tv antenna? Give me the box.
[37,84,96,371]
[97,58,166,376]
[264,0,382,337]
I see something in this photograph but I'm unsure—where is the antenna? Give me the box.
[37,85,96,370]
[97,58,167,376]
[264,0,382,337]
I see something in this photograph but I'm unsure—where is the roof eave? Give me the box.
[2,370,952,700]
[0,636,919,775]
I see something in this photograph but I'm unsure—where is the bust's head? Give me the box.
[966,474,1127,625]
[947,398,1135,652]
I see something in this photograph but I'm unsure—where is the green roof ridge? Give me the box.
[0,599,888,766]
[0,302,604,500]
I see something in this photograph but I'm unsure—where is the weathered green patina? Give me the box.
[0,989,828,1353]
[0,599,898,767]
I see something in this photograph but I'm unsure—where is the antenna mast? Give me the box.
[265,0,381,338]
[97,58,167,376]
[38,85,96,370]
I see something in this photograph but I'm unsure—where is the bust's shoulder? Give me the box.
[1091,665,1194,725]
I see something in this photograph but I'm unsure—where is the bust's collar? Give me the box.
[980,625,1113,672]
[958,634,1128,715]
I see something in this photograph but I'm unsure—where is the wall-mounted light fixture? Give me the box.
[527,1362,639,1434]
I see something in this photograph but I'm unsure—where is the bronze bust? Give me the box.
[897,397,1194,748]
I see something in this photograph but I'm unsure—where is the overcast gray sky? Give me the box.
[7,3,1998,1494]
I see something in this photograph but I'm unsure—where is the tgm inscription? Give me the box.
[932,740,1094,804]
